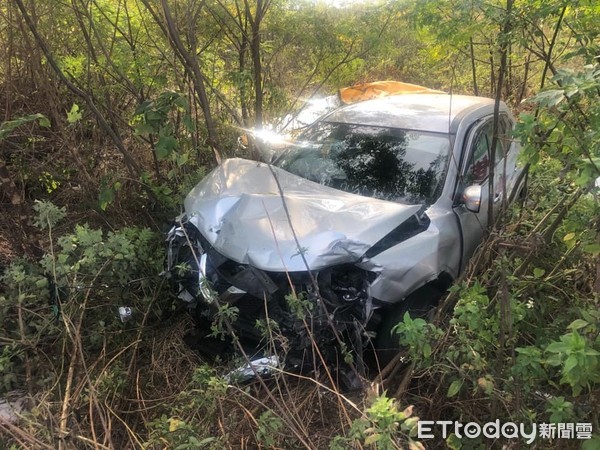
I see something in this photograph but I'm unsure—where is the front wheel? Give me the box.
[373,284,443,367]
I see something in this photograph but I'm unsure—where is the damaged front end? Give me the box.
[165,217,375,385]
[163,158,439,387]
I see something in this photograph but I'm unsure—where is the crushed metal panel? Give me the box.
[358,225,441,303]
[224,355,280,384]
[0,391,27,424]
[185,158,422,272]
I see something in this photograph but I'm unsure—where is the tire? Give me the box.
[373,284,443,367]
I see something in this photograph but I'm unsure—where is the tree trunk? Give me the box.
[487,0,513,228]
[469,37,479,96]
[248,0,264,130]
[14,0,143,178]
[156,0,223,163]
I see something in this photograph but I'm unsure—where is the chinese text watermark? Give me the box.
[418,420,593,444]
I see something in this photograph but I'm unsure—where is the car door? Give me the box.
[454,115,511,270]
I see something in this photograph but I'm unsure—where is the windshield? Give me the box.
[273,122,450,204]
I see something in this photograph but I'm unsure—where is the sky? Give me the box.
[316,0,383,7]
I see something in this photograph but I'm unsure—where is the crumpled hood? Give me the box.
[184,158,422,271]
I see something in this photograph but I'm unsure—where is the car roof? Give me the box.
[323,94,497,133]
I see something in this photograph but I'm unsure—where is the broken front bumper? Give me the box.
[164,218,376,376]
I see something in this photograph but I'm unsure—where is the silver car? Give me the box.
[166,93,525,373]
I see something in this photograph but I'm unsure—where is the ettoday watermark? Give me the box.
[417,420,593,444]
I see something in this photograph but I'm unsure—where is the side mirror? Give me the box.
[462,185,482,213]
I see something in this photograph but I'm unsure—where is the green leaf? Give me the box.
[546,341,570,353]
[155,133,178,159]
[173,95,189,110]
[563,232,576,242]
[0,114,50,141]
[176,151,190,167]
[134,122,155,135]
[534,89,565,107]
[183,437,200,447]
[583,243,600,255]
[183,114,196,132]
[364,433,381,445]
[99,185,116,211]
[38,116,51,128]
[423,342,432,359]
[567,319,589,330]
[447,379,462,398]
[67,103,82,124]
[134,99,152,116]
[581,436,600,450]
[563,355,578,373]
[446,433,462,450]
[533,268,545,278]
[404,417,420,430]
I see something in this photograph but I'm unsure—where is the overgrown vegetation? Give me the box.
[0,0,599,448]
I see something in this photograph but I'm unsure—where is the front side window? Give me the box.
[273,123,450,205]
[464,116,512,185]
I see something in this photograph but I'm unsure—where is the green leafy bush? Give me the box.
[0,201,165,395]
